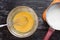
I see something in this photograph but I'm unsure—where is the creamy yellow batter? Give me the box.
[13,12,34,33]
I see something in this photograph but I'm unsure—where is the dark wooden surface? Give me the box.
[0,0,60,40]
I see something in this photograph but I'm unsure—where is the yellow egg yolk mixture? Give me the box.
[13,12,34,33]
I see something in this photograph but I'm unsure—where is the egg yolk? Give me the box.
[13,12,34,33]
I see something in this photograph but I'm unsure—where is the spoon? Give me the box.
[0,24,7,27]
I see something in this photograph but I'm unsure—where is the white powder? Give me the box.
[46,4,60,30]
